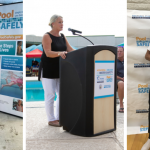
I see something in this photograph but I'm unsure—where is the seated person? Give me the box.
[31,60,39,68]
[117,46,124,113]
[31,61,39,76]
[31,61,35,71]
[32,64,37,68]
[36,63,39,68]
[26,65,31,71]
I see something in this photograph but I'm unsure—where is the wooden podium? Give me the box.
[59,45,117,137]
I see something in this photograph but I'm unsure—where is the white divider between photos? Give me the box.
[0,3,23,117]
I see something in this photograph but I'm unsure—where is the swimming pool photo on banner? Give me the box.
[0,70,23,99]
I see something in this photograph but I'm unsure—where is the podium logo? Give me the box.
[136,37,150,46]
[106,76,113,82]
[99,84,102,89]
[0,10,14,19]
[97,69,106,71]
[104,85,111,88]
[140,125,148,132]
[138,84,149,93]
[97,77,104,83]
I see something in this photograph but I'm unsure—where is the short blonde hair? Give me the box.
[48,15,63,28]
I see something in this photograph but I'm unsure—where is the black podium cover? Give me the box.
[59,45,117,137]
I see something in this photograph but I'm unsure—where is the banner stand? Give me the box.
[0,2,23,117]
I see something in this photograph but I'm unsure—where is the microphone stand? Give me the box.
[72,32,94,45]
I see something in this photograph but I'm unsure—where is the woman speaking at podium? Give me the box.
[38,15,74,127]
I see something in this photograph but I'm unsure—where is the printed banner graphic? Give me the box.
[0,3,23,117]
[127,10,150,129]
[0,41,16,55]
[0,35,23,40]
[94,61,114,99]
[0,4,23,35]
[0,70,23,99]
[1,56,23,71]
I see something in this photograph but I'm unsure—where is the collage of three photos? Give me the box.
[0,0,150,150]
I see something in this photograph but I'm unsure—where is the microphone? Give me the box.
[68,28,82,34]
[68,28,94,45]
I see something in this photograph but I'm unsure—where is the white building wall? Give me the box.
[66,35,123,48]
[115,37,124,46]
[26,35,42,43]
[26,35,124,49]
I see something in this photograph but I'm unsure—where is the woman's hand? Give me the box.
[60,51,67,59]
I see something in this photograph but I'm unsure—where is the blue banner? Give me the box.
[0,41,16,55]
[0,2,23,117]
[1,56,23,71]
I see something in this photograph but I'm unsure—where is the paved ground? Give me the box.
[26,102,124,150]
[0,112,23,150]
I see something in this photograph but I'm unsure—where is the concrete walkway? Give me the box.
[26,102,124,150]
[0,112,23,150]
